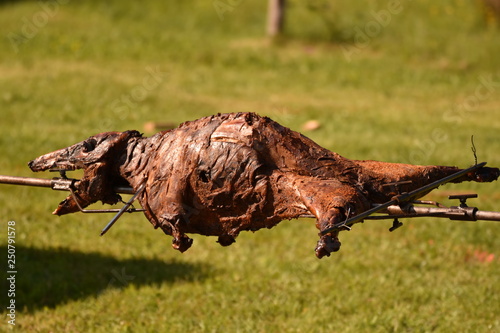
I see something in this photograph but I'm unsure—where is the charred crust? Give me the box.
[29,113,500,257]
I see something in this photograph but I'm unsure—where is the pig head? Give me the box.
[29,130,142,215]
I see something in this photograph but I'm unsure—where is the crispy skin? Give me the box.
[29,113,499,258]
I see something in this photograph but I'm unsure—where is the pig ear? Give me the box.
[83,130,142,164]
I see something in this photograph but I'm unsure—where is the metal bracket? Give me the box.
[68,186,145,214]
[389,218,403,232]
[330,207,353,232]
[448,193,478,208]
[49,169,68,179]
[51,177,77,191]
[100,182,147,236]
[447,206,479,221]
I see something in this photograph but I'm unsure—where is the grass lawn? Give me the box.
[1,0,499,332]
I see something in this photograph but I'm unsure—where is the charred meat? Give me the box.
[29,113,499,258]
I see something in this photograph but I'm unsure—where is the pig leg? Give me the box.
[288,175,370,258]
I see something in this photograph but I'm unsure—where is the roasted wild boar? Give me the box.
[29,113,499,258]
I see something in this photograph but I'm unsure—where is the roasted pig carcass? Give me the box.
[28,113,499,258]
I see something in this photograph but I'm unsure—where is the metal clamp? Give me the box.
[389,218,403,232]
[448,194,478,208]
[100,182,147,236]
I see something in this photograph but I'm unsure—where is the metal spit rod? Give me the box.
[0,175,135,194]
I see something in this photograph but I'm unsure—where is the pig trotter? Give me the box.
[315,233,342,259]
[217,234,236,246]
[172,235,193,253]
[470,166,500,183]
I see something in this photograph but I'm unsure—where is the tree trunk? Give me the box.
[267,0,285,37]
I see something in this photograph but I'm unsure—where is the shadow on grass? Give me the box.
[1,245,209,312]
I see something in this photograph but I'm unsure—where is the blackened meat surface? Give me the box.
[29,113,499,258]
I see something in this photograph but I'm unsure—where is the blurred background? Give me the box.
[1,1,499,331]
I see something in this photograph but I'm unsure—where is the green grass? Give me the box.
[1,0,499,332]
